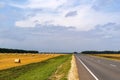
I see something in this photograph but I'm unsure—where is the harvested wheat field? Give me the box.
[0,53,62,70]
[91,54,120,60]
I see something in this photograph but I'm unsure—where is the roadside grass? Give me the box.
[49,54,72,80]
[0,54,71,80]
[91,54,120,60]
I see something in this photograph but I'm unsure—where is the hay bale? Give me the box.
[14,59,21,63]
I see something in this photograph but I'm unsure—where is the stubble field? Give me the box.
[0,53,62,70]
[91,54,120,60]
[0,53,72,80]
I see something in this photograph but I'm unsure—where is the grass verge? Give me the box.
[0,54,71,80]
[49,54,72,80]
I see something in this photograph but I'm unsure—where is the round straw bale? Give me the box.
[14,59,21,63]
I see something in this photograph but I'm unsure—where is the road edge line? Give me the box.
[76,56,99,80]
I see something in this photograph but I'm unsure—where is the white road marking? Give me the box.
[110,64,116,67]
[76,56,99,80]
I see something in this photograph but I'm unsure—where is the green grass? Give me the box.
[57,56,71,80]
[0,54,72,80]
[49,55,72,80]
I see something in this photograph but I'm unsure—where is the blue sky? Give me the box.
[0,0,120,52]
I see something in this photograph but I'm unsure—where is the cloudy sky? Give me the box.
[0,0,120,52]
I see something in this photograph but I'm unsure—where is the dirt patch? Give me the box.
[49,65,64,80]
[49,55,71,80]
[68,55,79,80]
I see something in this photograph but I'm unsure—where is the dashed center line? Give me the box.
[110,64,117,67]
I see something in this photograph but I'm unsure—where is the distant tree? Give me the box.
[73,52,78,54]
[0,48,39,53]
[81,51,120,54]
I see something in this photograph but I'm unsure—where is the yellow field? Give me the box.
[91,54,120,60]
[0,53,62,70]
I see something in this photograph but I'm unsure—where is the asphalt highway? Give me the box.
[75,54,120,80]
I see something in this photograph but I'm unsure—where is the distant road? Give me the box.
[75,54,120,80]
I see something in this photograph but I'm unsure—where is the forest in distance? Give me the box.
[81,51,120,54]
[0,48,39,53]
[1,48,120,54]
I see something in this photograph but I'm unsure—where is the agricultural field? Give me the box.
[0,53,62,70]
[0,54,75,80]
[91,54,120,60]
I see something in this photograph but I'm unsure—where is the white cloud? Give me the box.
[11,0,67,10]
[15,18,37,28]
[15,0,120,31]
[96,23,120,39]
[0,2,5,8]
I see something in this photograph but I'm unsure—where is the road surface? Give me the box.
[75,54,120,80]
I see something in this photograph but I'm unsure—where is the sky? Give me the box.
[0,0,120,52]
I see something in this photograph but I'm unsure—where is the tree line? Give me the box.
[0,48,39,53]
[81,51,120,54]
